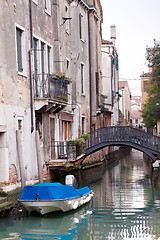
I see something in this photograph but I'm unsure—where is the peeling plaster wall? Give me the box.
[0,1,38,185]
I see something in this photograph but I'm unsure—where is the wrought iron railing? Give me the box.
[49,141,84,161]
[49,141,68,160]
[85,126,160,152]
[33,73,68,102]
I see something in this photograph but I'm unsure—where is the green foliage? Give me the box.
[142,40,160,128]
[54,72,73,83]
[119,109,124,117]
[80,133,89,140]
[142,97,158,128]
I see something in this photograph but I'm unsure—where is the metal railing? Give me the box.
[50,141,68,160]
[85,126,160,152]
[33,73,68,102]
[49,141,84,161]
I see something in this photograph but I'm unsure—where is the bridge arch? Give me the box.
[84,126,160,162]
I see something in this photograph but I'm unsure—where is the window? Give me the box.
[41,42,45,96]
[65,5,70,34]
[33,36,53,97]
[143,80,148,92]
[16,26,26,75]
[63,121,71,141]
[79,13,83,40]
[67,59,69,69]
[82,117,85,134]
[16,28,23,72]
[33,38,38,96]
[17,116,23,137]
[45,0,51,15]
[66,59,70,77]
[33,38,38,74]
[47,46,51,74]
[81,63,85,94]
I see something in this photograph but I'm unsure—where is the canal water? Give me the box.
[1,148,160,239]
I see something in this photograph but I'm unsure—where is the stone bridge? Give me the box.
[85,126,160,162]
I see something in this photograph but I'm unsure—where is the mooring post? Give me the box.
[35,131,43,183]
[16,130,26,189]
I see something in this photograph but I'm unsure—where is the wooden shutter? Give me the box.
[47,46,51,74]
[41,42,45,96]
[16,28,23,72]
[33,39,38,96]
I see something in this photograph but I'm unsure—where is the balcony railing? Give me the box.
[49,141,84,161]
[33,73,69,103]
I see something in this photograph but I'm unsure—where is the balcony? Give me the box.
[33,73,69,111]
[48,141,85,169]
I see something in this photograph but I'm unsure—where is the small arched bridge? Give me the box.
[85,126,160,162]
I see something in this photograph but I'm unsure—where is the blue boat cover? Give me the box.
[19,183,91,201]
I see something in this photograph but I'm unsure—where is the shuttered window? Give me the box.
[47,46,51,74]
[16,28,23,72]
[41,42,45,96]
[81,63,84,94]
[33,38,38,96]
[79,13,82,39]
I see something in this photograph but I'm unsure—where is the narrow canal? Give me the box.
[1,148,160,240]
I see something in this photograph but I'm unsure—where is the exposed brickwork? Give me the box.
[42,164,50,180]
[1,165,18,187]
[8,164,17,185]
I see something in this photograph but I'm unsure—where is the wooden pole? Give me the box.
[35,131,43,183]
[16,130,26,189]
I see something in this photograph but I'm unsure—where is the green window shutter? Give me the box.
[16,28,23,72]
[112,51,115,65]
[47,46,51,74]
[33,38,38,97]
[116,56,119,71]
[33,38,38,74]
[41,42,45,96]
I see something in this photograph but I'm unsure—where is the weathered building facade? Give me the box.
[101,26,119,127]
[119,81,131,124]
[0,0,103,190]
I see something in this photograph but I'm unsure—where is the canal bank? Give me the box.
[0,146,131,217]
[1,148,160,239]
[0,146,159,218]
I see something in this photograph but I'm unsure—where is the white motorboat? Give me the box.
[19,177,93,215]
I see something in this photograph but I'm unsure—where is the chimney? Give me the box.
[110,25,116,45]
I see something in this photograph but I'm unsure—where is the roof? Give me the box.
[119,81,128,89]
[102,39,112,45]
[140,72,151,78]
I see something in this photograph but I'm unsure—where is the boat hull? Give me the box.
[19,191,93,215]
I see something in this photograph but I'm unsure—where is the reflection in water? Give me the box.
[1,149,160,239]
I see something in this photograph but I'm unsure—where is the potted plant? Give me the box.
[55,72,73,84]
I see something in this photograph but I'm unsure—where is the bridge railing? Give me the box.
[85,126,160,152]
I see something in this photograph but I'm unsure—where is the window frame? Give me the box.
[45,0,51,16]
[33,35,53,97]
[65,4,70,34]
[79,13,84,41]
[15,24,27,76]
[82,116,86,134]
[32,0,38,5]
[81,62,85,95]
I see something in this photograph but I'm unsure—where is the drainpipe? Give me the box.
[29,0,34,132]
[88,10,92,133]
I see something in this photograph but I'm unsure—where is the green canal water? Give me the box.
[1,149,160,239]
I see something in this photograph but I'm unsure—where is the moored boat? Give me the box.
[19,182,93,215]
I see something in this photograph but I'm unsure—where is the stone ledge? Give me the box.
[0,201,14,212]
[0,125,7,132]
